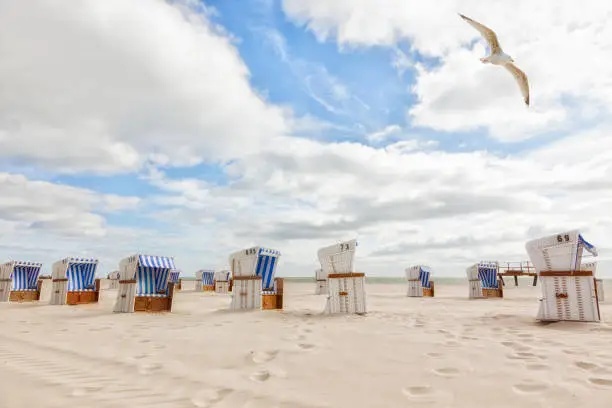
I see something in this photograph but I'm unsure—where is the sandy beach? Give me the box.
[1,280,612,408]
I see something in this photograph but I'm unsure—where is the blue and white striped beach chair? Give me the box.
[229,247,282,310]
[169,269,181,290]
[194,269,215,292]
[113,254,176,313]
[0,260,43,302]
[50,257,100,305]
[467,261,503,299]
[406,265,435,297]
[526,230,600,322]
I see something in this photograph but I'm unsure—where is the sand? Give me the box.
[1,280,612,408]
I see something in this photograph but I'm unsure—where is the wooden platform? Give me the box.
[498,261,537,286]
[9,290,40,302]
[66,279,101,305]
[262,278,284,310]
[134,282,175,312]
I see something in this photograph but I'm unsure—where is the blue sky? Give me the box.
[1,0,611,277]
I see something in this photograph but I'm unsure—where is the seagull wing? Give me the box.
[458,13,502,54]
[504,63,530,106]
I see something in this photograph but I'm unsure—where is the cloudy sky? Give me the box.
[1,0,611,277]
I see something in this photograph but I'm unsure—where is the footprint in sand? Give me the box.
[131,353,149,360]
[138,362,163,375]
[301,328,313,334]
[512,382,549,394]
[297,343,315,350]
[526,363,549,371]
[249,350,278,363]
[575,361,600,371]
[588,378,612,388]
[562,349,581,356]
[249,370,271,382]
[191,388,233,407]
[432,367,461,377]
[71,385,104,397]
[402,386,434,400]
[501,341,531,352]
[507,352,537,360]
[517,333,534,339]
[425,352,444,358]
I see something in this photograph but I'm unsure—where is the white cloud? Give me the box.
[0,0,288,174]
[281,0,612,141]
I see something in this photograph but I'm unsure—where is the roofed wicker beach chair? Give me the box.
[194,269,215,292]
[318,239,366,315]
[406,265,435,297]
[169,269,181,290]
[213,270,230,294]
[228,247,282,310]
[107,270,120,289]
[467,261,503,299]
[0,260,43,303]
[526,230,601,322]
[113,254,176,313]
[50,257,100,305]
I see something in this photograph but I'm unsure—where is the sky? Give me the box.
[1,0,612,277]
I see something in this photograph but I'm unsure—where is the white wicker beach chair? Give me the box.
[50,257,100,306]
[229,247,282,310]
[113,254,176,313]
[213,270,230,293]
[318,239,366,314]
[467,261,503,299]
[406,265,435,297]
[525,230,600,322]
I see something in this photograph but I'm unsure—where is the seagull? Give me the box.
[458,13,530,106]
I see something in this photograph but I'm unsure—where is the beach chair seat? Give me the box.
[318,239,366,315]
[114,254,176,313]
[1,261,43,303]
[406,265,435,297]
[526,231,600,322]
[467,262,503,299]
[229,247,281,310]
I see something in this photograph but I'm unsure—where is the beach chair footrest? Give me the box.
[66,291,99,305]
[483,288,503,298]
[134,296,172,312]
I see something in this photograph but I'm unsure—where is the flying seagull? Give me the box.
[458,13,530,106]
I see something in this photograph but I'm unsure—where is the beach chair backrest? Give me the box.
[201,270,215,285]
[169,270,181,283]
[317,239,358,275]
[131,254,175,296]
[525,230,597,273]
[477,261,499,289]
[8,261,42,290]
[213,270,230,282]
[63,258,98,291]
[229,247,281,290]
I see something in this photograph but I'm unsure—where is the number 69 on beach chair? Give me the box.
[526,230,601,322]
[318,239,366,315]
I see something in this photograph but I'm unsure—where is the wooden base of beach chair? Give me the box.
[66,279,101,305]
[203,285,215,292]
[423,281,435,297]
[262,294,280,309]
[483,288,503,298]
[134,296,171,312]
[133,282,175,312]
[176,279,182,291]
[9,290,40,302]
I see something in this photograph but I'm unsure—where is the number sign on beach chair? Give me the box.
[318,239,366,314]
[526,230,601,322]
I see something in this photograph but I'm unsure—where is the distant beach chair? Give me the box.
[0,260,43,303]
[169,269,181,290]
[314,268,328,295]
[318,239,366,314]
[194,269,215,292]
[213,270,230,293]
[467,261,503,299]
[50,257,100,305]
[107,270,120,289]
[581,262,604,302]
[526,230,600,322]
[406,265,435,297]
[228,247,282,310]
[113,254,176,313]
